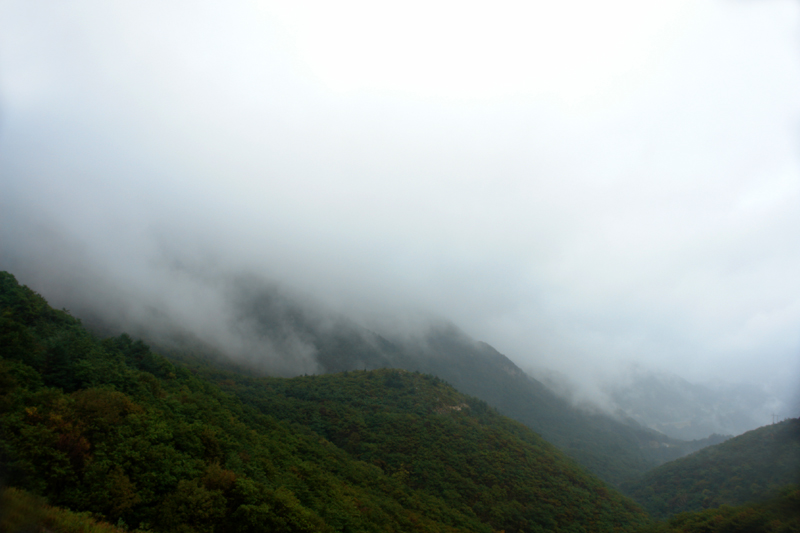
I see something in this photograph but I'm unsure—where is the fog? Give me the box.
[1,0,799,416]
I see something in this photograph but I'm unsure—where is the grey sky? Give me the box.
[1,0,799,406]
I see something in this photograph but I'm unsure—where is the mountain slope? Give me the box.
[622,418,800,519]
[209,367,649,532]
[359,327,724,486]
[635,485,800,533]
[0,271,650,532]
[137,279,721,487]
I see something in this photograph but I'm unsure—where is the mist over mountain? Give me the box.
[0,271,655,533]
[0,261,736,487]
[531,365,789,440]
[2,2,800,531]
[1,268,798,531]
[2,0,800,415]
[605,369,786,440]
[3,229,797,442]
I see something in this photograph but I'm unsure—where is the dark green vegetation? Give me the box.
[623,418,800,520]
[360,331,727,487]
[1,486,126,533]
[193,366,648,532]
[636,485,800,533]
[0,271,650,532]
[139,280,727,488]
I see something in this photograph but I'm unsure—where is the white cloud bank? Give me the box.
[1,0,799,409]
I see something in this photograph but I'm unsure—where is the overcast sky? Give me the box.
[1,0,799,405]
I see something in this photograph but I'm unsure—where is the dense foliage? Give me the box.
[189,364,649,533]
[623,418,800,519]
[634,485,800,533]
[0,271,650,532]
[368,332,725,487]
[1,486,126,533]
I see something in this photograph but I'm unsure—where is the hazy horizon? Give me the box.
[2,0,799,416]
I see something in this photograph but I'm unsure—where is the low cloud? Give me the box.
[1,0,799,405]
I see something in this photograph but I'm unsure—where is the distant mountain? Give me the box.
[0,271,650,532]
[117,276,725,487]
[601,367,781,440]
[622,418,800,519]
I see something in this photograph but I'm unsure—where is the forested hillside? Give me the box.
[623,418,800,519]
[635,485,799,533]
[136,280,725,487]
[363,330,727,486]
[0,271,650,532]
[185,364,649,532]
[2,486,126,533]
